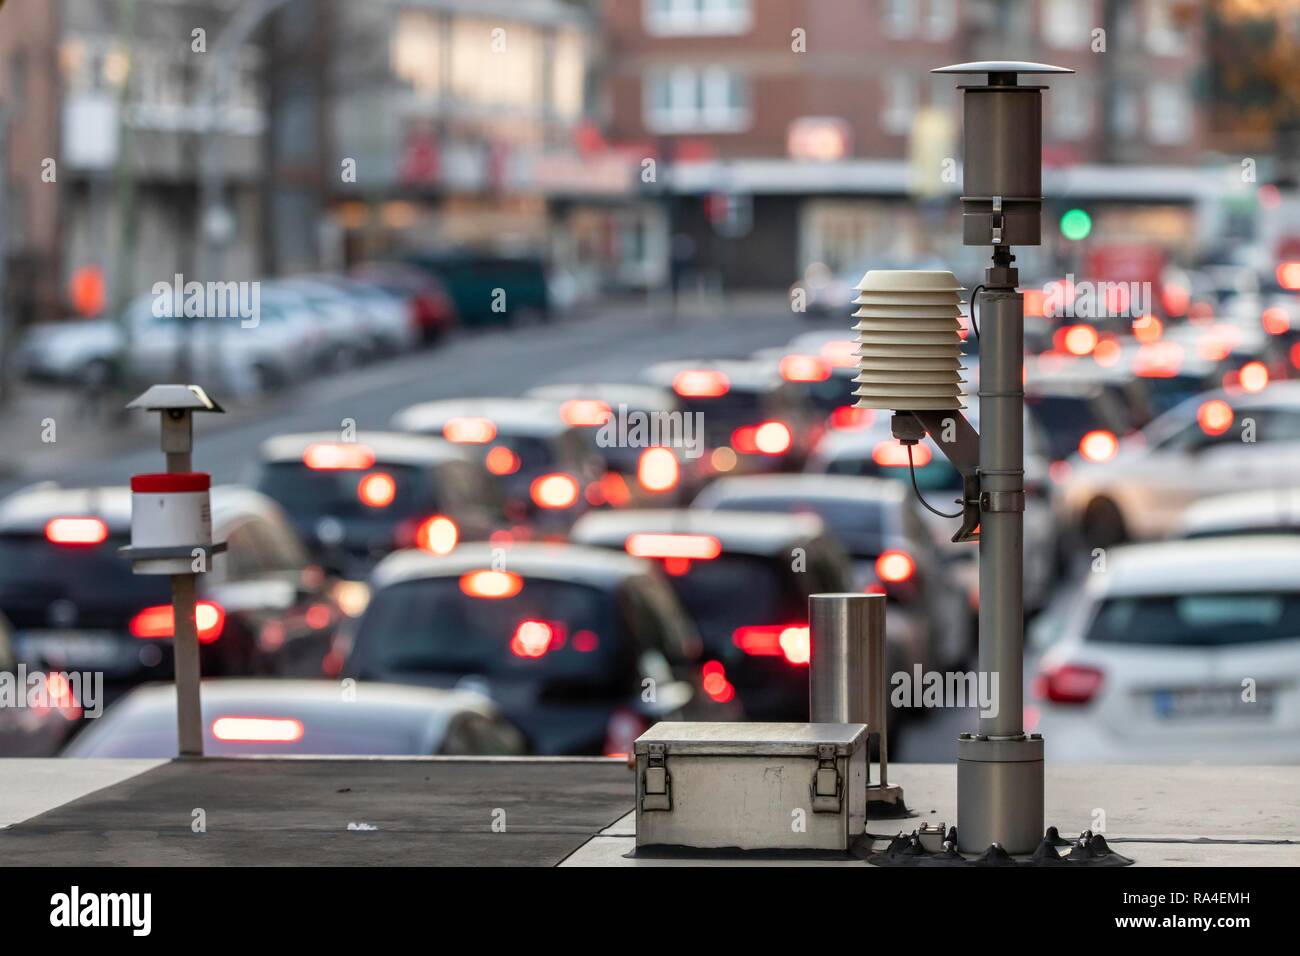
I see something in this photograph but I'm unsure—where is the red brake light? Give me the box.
[415,515,458,554]
[485,445,521,475]
[530,473,579,509]
[1238,361,1269,393]
[510,619,563,658]
[732,421,791,456]
[779,354,831,382]
[1059,324,1099,357]
[1277,262,1300,291]
[637,447,680,492]
[1197,399,1234,436]
[212,716,304,743]
[872,441,929,467]
[45,517,108,546]
[701,660,736,703]
[673,369,729,398]
[829,406,873,429]
[129,600,226,643]
[875,550,915,583]
[303,443,375,470]
[560,399,612,427]
[819,340,857,368]
[1033,663,1104,705]
[1262,306,1290,335]
[357,472,397,508]
[733,624,810,665]
[625,533,721,560]
[1078,430,1118,463]
[443,417,496,444]
[459,570,523,599]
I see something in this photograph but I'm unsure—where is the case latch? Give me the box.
[641,743,672,811]
[810,744,843,813]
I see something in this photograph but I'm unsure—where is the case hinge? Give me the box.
[641,743,672,811]
[810,744,843,813]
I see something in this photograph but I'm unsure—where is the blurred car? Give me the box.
[1023,378,1135,468]
[1059,382,1300,547]
[389,397,606,533]
[1030,536,1300,763]
[351,261,459,344]
[401,250,550,327]
[272,276,373,369]
[0,484,342,701]
[804,412,1058,612]
[339,542,730,755]
[643,358,821,476]
[524,381,693,504]
[0,609,84,757]
[314,275,420,356]
[569,509,850,722]
[689,475,970,674]
[252,431,508,580]
[1179,487,1300,539]
[62,679,526,757]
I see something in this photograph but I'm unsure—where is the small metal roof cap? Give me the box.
[932,60,1074,75]
[126,384,225,413]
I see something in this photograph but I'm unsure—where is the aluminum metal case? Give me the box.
[634,722,868,852]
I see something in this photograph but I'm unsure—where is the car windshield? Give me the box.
[664,555,797,651]
[1025,393,1109,460]
[257,462,436,521]
[707,496,887,557]
[1086,591,1300,647]
[354,577,627,686]
[0,534,166,627]
[823,445,959,493]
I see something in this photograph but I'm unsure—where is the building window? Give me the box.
[1049,80,1092,141]
[923,0,956,40]
[1147,0,1189,56]
[1043,0,1091,49]
[644,66,749,133]
[880,74,914,135]
[884,0,916,38]
[1112,84,1140,138]
[1148,81,1191,144]
[644,0,752,37]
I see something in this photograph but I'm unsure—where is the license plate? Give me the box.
[1152,686,1274,720]
[14,630,123,669]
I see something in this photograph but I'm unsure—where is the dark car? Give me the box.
[0,484,342,709]
[1023,380,1134,466]
[568,508,852,721]
[690,475,972,675]
[253,431,509,579]
[643,358,822,477]
[390,398,607,534]
[340,542,732,755]
[62,679,527,758]
[351,261,459,345]
[401,250,550,328]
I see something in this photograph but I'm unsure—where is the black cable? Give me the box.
[969,284,986,340]
[907,444,963,519]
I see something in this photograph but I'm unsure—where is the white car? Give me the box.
[1059,382,1300,547]
[1179,487,1300,539]
[1029,536,1300,763]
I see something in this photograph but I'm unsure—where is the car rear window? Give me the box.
[1025,393,1116,460]
[0,534,166,624]
[707,496,888,558]
[353,577,629,687]
[257,462,436,520]
[679,391,767,442]
[1086,592,1300,647]
[823,447,959,493]
[666,555,799,651]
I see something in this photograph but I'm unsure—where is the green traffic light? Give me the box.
[1060,208,1092,241]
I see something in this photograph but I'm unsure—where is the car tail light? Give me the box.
[1133,341,1184,377]
[357,471,397,508]
[1262,306,1290,335]
[625,533,721,560]
[485,445,521,475]
[637,447,679,492]
[829,406,872,429]
[510,619,563,658]
[442,416,496,444]
[303,443,375,470]
[1058,324,1099,357]
[129,600,226,643]
[779,354,831,382]
[1131,314,1162,344]
[872,441,929,467]
[593,472,631,508]
[45,517,108,546]
[530,473,579,509]
[701,660,736,703]
[1078,430,1118,463]
[733,624,810,665]
[1033,663,1104,705]
[1092,338,1122,367]
[819,339,857,368]
[560,399,612,427]
[731,421,791,456]
[1237,361,1269,393]
[604,707,650,759]
[1277,261,1300,291]
[672,369,729,397]
[875,550,915,584]
[415,515,458,554]
[459,570,523,599]
[212,716,304,743]
[1197,399,1234,436]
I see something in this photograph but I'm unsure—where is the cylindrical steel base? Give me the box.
[956,735,1043,853]
[808,593,879,724]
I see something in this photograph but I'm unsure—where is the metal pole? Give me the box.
[163,411,203,757]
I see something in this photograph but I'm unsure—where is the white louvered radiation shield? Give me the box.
[852,270,967,411]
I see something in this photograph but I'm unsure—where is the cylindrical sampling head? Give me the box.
[808,593,885,725]
[959,84,1043,246]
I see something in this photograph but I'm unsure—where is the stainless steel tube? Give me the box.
[808,593,870,724]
